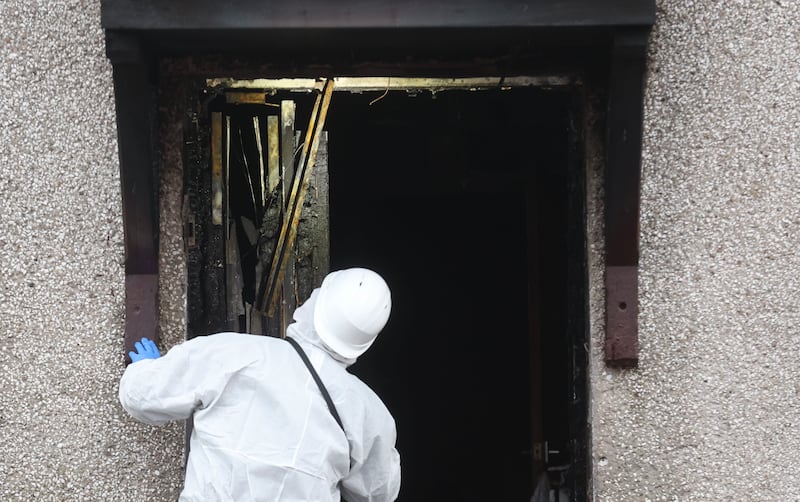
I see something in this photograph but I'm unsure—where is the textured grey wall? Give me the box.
[590,0,800,500]
[0,0,184,499]
[2,0,799,500]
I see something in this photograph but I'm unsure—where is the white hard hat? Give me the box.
[313,268,392,360]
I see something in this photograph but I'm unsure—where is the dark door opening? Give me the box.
[325,88,581,501]
[185,81,587,501]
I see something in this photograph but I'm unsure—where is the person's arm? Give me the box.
[340,402,401,502]
[118,335,235,426]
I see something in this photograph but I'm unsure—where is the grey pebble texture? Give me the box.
[590,0,800,500]
[0,1,184,500]
[2,0,800,500]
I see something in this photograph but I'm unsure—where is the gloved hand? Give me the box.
[129,337,161,363]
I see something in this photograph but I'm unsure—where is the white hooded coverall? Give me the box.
[118,291,401,501]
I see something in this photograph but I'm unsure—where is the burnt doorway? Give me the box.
[185,80,587,501]
[325,87,585,501]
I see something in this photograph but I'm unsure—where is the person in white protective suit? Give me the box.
[119,267,401,502]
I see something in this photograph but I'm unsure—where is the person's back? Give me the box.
[119,268,401,501]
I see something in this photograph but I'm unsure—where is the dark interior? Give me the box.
[323,88,573,501]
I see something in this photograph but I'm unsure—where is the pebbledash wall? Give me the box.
[590,1,800,499]
[0,0,798,500]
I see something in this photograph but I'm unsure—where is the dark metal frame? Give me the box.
[105,32,159,360]
[602,30,649,367]
[101,0,652,363]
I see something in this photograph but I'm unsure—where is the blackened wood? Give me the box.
[604,29,648,367]
[226,222,245,329]
[185,83,228,338]
[260,81,334,316]
[295,132,330,302]
[211,112,224,225]
[277,112,299,338]
[263,102,297,338]
[526,181,545,481]
[566,91,590,499]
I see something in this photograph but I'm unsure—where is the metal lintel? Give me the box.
[101,0,656,31]
[603,29,648,368]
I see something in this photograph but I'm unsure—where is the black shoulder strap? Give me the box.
[285,337,345,432]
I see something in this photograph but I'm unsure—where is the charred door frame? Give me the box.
[101,0,653,497]
[102,0,652,368]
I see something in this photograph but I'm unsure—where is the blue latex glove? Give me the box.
[129,337,161,363]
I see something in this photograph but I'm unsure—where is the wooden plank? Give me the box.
[565,92,589,498]
[225,91,267,104]
[525,189,545,481]
[278,102,297,337]
[226,221,244,329]
[184,87,228,338]
[309,132,330,289]
[253,116,267,209]
[211,112,223,225]
[211,76,574,92]
[262,101,296,337]
[295,132,330,303]
[267,116,279,193]
[184,88,228,338]
[261,79,334,316]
